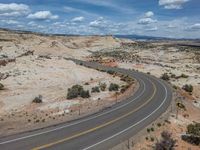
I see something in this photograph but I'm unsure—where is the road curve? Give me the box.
[0,59,172,150]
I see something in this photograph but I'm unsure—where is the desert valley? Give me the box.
[0,28,200,149]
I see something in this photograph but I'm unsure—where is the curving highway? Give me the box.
[0,59,172,150]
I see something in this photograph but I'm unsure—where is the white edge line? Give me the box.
[83,78,169,150]
[0,78,146,145]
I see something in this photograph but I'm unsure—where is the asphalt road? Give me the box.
[0,59,172,150]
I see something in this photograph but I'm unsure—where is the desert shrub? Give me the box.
[99,83,107,91]
[32,95,43,103]
[80,90,90,98]
[67,84,90,99]
[180,73,189,78]
[164,119,171,124]
[120,84,130,93]
[147,128,151,133]
[151,127,154,132]
[107,70,115,75]
[91,86,100,93]
[35,119,40,123]
[150,137,155,142]
[161,73,170,81]
[120,75,134,83]
[0,83,4,90]
[182,84,193,93]
[171,74,176,78]
[109,83,119,91]
[155,131,176,150]
[157,123,162,127]
[67,85,83,99]
[181,135,200,146]
[173,85,178,89]
[176,102,186,110]
[187,123,200,136]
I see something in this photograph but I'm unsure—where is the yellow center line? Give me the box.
[32,80,157,150]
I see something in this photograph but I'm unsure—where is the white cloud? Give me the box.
[0,19,19,24]
[187,23,200,30]
[145,11,154,18]
[167,24,177,28]
[71,16,85,22]
[89,17,106,28]
[27,11,58,20]
[138,18,157,25]
[0,3,30,17]
[159,0,190,9]
[28,21,37,26]
[146,26,158,31]
[138,11,157,25]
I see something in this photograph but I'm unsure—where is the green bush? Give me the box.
[80,90,90,98]
[181,134,200,146]
[67,85,84,99]
[32,95,42,103]
[187,123,200,136]
[67,84,90,99]
[182,84,193,93]
[161,73,170,81]
[109,83,119,91]
[0,83,4,90]
[181,120,200,145]
[91,86,100,93]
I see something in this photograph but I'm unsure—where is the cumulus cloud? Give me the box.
[138,11,157,25]
[27,11,58,20]
[0,3,30,17]
[159,0,190,9]
[71,16,85,22]
[89,17,107,28]
[145,11,154,18]
[138,18,157,25]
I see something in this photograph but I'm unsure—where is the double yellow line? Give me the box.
[32,80,156,150]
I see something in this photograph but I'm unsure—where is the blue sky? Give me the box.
[0,0,199,38]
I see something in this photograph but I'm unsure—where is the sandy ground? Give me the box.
[0,29,136,136]
[90,40,200,149]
